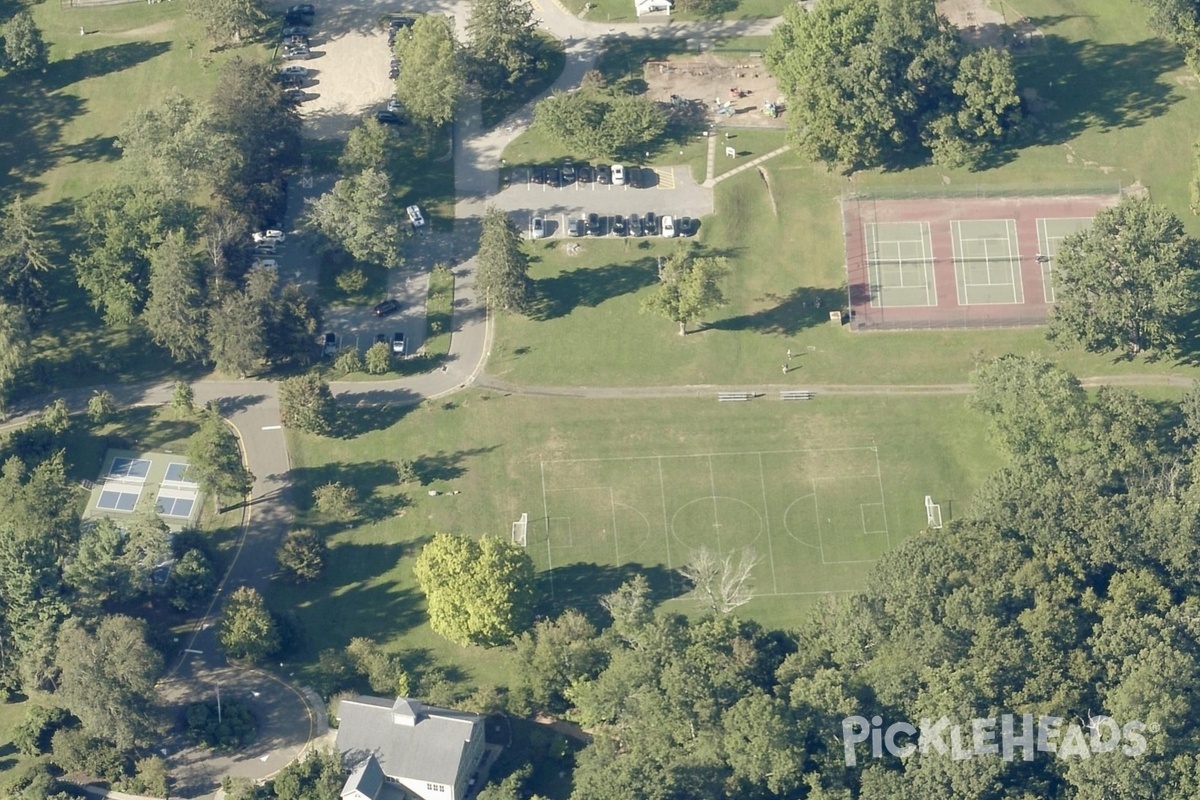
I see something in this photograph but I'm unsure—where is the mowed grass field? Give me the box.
[278,390,1001,679]
[492,0,1200,389]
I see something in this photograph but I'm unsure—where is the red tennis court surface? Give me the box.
[841,193,1121,330]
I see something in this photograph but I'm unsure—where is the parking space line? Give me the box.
[656,168,675,190]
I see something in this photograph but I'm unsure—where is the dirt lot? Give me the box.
[643,53,786,129]
[937,0,1045,51]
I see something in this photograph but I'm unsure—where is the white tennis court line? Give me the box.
[864,221,937,308]
[953,219,1024,305]
[757,452,780,595]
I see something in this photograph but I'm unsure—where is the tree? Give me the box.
[340,119,394,175]
[533,91,666,159]
[0,196,53,315]
[272,749,344,800]
[364,340,393,374]
[333,348,364,375]
[677,545,761,614]
[128,755,170,799]
[766,0,1019,169]
[187,405,255,511]
[276,529,326,583]
[0,301,29,414]
[86,390,116,425]
[467,0,540,91]
[142,229,208,363]
[220,586,279,662]
[640,248,727,334]
[172,380,195,416]
[2,12,47,74]
[477,205,529,312]
[395,15,465,127]
[304,169,405,268]
[512,610,607,712]
[1048,197,1200,355]
[118,92,227,201]
[345,637,411,695]
[12,705,70,756]
[56,615,163,749]
[279,374,337,435]
[208,290,266,376]
[312,482,358,519]
[413,533,536,646]
[185,0,268,45]
[1137,0,1200,74]
[168,548,216,611]
[722,691,807,795]
[242,267,320,368]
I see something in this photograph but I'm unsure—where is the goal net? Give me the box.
[925,496,943,529]
[511,513,528,547]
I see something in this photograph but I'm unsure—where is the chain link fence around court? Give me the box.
[843,181,1128,202]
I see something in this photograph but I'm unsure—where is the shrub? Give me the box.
[185,700,257,750]
[312,482,358,519]
[333,348,363,375]
[13,705,71,756]
[364,341,392,375]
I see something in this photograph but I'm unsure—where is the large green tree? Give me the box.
[339,118,394,175]
[640,248,727,335]
[186,404,255,510]
[413,533,535,646]
[118,92,228,201]
[220,586,279,662]
[56,615,163,749]
[534,91,666,159]
[395,15,466,127]
[477,205,528,312]
[279,374,337,435]
[766,0,1020,169]
[2,12,47,74]
[185,0,268,45]
[303,169,405,269]
[467,0,540,91]
[142,229,208,363]
[0,301,29,413]
[0,196,53,316]
[207,290,267,376]
[1048,197,1200,355]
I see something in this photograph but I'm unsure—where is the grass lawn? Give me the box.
[317,252,389,307]
[0,695,28,783]
[564,0,788,23]
[423,265,454,358]
[709,126,787,178]
[500,119,710,182]
[276,390,1001,684]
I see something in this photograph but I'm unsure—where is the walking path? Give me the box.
[705,143,791,187]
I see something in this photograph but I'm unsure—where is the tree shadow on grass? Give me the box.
[332,395,419,439]
[707,286,845,336]
[535,562,680,627]
[288,460,412,525]
[412,446,500,485]
[528,259,659,321]
[42,41,173,92]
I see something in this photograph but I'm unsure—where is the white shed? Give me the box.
[635,0,672,15]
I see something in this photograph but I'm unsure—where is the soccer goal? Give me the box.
[925,496,943,529]
[511,513,528,547]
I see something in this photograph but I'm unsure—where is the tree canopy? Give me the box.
[467,0,540,92]
[1048,197,1200,356]
[304,169,405,269]
[395,15,465,128]
[279,374,337,435]
[534,90,667,160]
[2,12,47,74]
[186,404,255,509]
[477,205,529,312]
[220,586,279,662]
[413,533,536,646]
[766,0,1022,169]
[640,247,727,335]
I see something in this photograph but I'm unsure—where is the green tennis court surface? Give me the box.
[537,448,891,600]
[1037,217,1093,302]
[864,221,937,308]
[951,219,1024,305]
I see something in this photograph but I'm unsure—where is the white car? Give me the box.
[252,229,286,243]
[252,258,278,269]
[279,66,308,78]
[661,215,675,238]
[253,242,277,255]
[406,205,425,227]
[531,216,546,239]
[612,164,626,185]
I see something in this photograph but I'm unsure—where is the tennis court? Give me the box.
[864,222,937,308]
[951,219,1023,305]
[85,450,203,528]
[1036,217,1093,302]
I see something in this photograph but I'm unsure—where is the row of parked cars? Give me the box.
[531,213,696,239]
[282,4,316,60]
[322,331,407,358]
[530,163,647,188]
[251,229,287,268]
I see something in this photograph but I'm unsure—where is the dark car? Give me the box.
[285,11,313,25]
[578,164,593,184]
[376,110,403,125]
[322,332,337,357]
[374,333,388,346]
[561,162,576,185]
[283,26,309,36]
[679,216,694,237]
[644,212,658,236]
[288,4,315,15]
[283,88,308,104]
[374,299,401,317]
[531,166,546,185]
[391,332,406,356]
[547,166,561,187]
[283,34,309,47]
[596,164,611,185]
[388,16,416,28]
[567,217,585,237]
[612,214,627,236]
[628,167,643,189]
[586,213,601,236]
[276,74,304,88]
[629,213,643,237]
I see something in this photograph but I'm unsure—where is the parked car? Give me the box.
[283,88,308,104]
[282,26,309,37]
[561,162,576,184]
[629,213,643,237]
[252,258,279,269]
[374,299,400,317]
[406,205,425,227]
[388,16,416,28]
[644,212,658,235]
[253,229,286,243]
[322,332,338,357]
[288,4,315,15]
[283,34,309,47]
[531,167,546,185]
[661,215,675,238]
[253,242,277,255]
[391,332,406,356]
[388,59,400,79]
[629,167,645,189]
[376,110,402,125]
[279,65,309,78]
[578,164,593,184]
[285,11,313,25]
[679,216,693,237]
[596,164,611,185]
[612,214,627,236]
[283,48,313,60]
[567,217,584,237]
[612,164,626,185]
[531,216,546,238]
[387,98,401,113]
[374,333,388,346]
[586,213,601,236]
[547,166,561,187]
